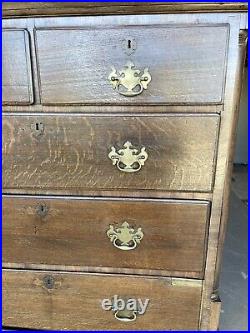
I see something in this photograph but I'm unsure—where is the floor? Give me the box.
[219,165,248,331]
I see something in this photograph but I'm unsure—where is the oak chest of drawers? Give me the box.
[2,2,248,331]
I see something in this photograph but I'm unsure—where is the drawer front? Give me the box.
[2,29,33,105]
[3,196,210,278]
[35,25,228,105]
[2,114,219,193]
[3,270,202,330]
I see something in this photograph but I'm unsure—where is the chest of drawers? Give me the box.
[2,2,248,330]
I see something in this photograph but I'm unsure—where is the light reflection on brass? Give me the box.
[108,61,151,97]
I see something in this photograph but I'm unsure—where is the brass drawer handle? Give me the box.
[108,61,151,97]
[114,309,137,322]
[108,141,148,173]
[107,221,144,251]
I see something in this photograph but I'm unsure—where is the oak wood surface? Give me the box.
[2,104,223,114]
[35,25,228,105]
[1,10,248,331]
[199,17,248,330]
[2,114,219,193]
[2,189,213,201]
[3,196,210,278]
[2,29,33,105]
[213,30,248,292]
[2,269,202,330]
[2,2,248,18]
[209,297,221,330]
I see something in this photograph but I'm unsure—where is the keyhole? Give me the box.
[43,275,55,290]
[31,122,44,137]
[35,122,42,131]
[122,38,136,55]
[36,203,48,217]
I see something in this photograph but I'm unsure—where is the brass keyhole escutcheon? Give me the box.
[43,275,55,290]
[36,203,49,218]
[122,37,136,55]
[31,122,44,138]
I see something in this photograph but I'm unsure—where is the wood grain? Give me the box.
[199,20,248,330]
[3,196,210,278]
[1,10,248,331]
[35,25,228,105]
[2,269,202,330]
[213,29,248,293]
[2,103,223,114]
[2,2,248,18]
[2,29,33,105]
[209,297,221,330]
[2,114,219,193]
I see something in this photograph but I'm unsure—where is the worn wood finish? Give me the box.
[2,189,213,201]
[3,196,210,278]
[199,19,248,330]
[2,29,33,105]
[209,297,221,331]
[2,114,219,193]
[35,25,228,105]
[2,262,204,280]
[2,269,202,330]
[2,104,223,114]
[213,30,248,293]
[2,2,248,18]
[2,8,248,331]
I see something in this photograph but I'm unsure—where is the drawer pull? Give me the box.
[108,141,148,173]
[108,61,151,97]
[107,221,144,251]
[114,309,137,322]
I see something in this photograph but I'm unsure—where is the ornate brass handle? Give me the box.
[108,61,151,97]
[114,309,137,322]
[108,141,148,173]
[107,221,144,251]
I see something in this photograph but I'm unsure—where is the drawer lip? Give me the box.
[2,268,202,330]
[34,23,229,106]
[2,193,210,204]
[2,28,34,106]
[2,267,203,284]
[3,195,210,278]
[2,262,205,280]
[2,113,220,193]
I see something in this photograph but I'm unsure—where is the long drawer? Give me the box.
[2,269,202,330]
[34,24,228,105]
[3,196,210,278]
[2,114,219,193]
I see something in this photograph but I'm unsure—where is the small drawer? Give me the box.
[2,114,219,193]
[2,29,33,105]
[2,269,202,330]
[34,24,228,105]
[3,196,210,278]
